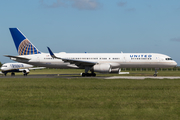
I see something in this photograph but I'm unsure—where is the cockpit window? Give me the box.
[166,58,173,60]
[2,65,7,67]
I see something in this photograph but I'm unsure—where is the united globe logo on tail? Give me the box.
[18,39,41,55]
[9,28,41,55]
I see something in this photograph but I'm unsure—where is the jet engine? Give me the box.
[22,69,30,76]
[110,68,120,73]
[92,64,111,73]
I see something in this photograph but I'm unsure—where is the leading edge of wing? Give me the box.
[47,47,97,66]
[29,67,46,70]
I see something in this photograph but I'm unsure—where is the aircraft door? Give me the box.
[155,57,160,62]
[159,57,164,62]
[123,55,129,63]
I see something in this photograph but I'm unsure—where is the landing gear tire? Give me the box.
[82,73,86,77]
[11,72,15,76]
[4,73,7,76]
[91,73,96,77]
[24,74,27,76]
[81,73,96,77]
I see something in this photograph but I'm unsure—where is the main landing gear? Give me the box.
[81,67,96,77]
[81,73,96,77]
[11,72,15,76]
[23,73,28,76]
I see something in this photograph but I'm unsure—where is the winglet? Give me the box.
[47,47,61,59]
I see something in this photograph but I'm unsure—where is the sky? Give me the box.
[0,0,180,65]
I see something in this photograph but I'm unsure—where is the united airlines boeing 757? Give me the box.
[5,28,177,77]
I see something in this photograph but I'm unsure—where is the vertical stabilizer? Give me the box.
[9,28,41,55]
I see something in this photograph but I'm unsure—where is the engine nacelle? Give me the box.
[110,68,120,73]
[92,64,111,73]
[19,69,30,74]
[23,69,30,73]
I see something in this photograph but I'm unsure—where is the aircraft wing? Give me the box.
[4,55,30,60]
[29,67,46,70]
[47,47,97,66]
[61,58,97,66]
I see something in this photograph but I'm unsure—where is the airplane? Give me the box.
[0,62,45,76]
[4,28,177,77]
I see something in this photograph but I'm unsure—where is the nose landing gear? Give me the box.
[153,68,159,77]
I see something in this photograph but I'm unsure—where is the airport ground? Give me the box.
[2,68,180,78]
[0,69,180,120]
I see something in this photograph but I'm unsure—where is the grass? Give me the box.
[0,78,180,119]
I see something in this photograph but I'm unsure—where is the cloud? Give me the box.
[125,8,136,12]
[117,1,136,12]
[71,0,100,10]
[170,37,180,42]
[39,0,100,10]
[39,0,66,8]
[117,2,127,7]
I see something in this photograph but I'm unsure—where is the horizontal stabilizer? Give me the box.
[4,55,30,60]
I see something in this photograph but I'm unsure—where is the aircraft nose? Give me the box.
[175,61,177,66]
[0,67,4,71]
[173,61,177,67]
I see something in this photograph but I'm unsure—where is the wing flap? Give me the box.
[62,58,97,66]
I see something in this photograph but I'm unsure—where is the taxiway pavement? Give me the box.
[1,74,180,79]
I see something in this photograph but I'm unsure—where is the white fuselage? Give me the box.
[11,52,177,69]
[1,63,33,72]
